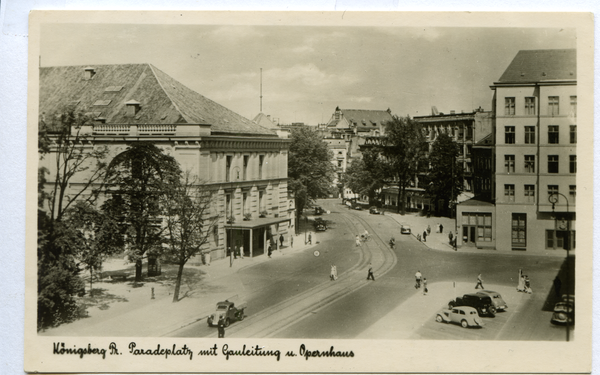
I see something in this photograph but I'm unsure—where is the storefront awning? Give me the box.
[227,216,291,230]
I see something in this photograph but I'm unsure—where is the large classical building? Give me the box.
[457,49,576,252]
[39,63,292,260]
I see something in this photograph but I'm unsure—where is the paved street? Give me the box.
[171,199,573,340]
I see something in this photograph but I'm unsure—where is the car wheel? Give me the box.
[461,320,469,328]
[489,306,497,315]
[239,310,245,321]
[225,318,230,327]
[436,315,444,323]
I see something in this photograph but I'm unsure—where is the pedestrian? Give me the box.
[422,278,428,295]
[553,276,562,298]
[355,235,361,247]
[229,247,234,267]
[367,263,375,281]
[308,233,312,245]
[439,224,443,233]
[279,234,284,248]
[524,275,532,294]
[415,270,422,289]
[234,245,239,259]
[427,225,431,235]
[330,265,336,281]
[517,269,525,292]
[217,318,225,338]
[475,273,484,289]
[268,243,272,258]
[417,233,421,242]
[448,231,454,244]
[291,235,294,248]
[422,230,427,242]
[435,223,439,233]
[333,265,338,280]
[239,245,244,259]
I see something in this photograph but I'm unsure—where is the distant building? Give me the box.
[39,63,292,260]
[457,49,576,252]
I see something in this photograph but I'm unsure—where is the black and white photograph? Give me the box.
[23,10,593,374]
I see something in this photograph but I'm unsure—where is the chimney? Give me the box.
[450,110,455,115]
[84,67,96,80]
[125,100,141,117]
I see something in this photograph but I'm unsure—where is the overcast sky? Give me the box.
[40,24,576,125]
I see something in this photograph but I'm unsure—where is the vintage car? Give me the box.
[314,206,324,215]
[449,293,496,317]
[436,306,484,328]
[476,290,508,311]
[369,206,382,215]
[313,217,327,231]
[551,295,574,325]
[400,224,411,234]
[207,300,246,327]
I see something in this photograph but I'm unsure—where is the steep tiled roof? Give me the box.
[39,64,276,137]
[252,113,279,129]
[339,109,393,127]
[497,49,576,83]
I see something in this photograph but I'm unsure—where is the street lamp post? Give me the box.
[548,192,571,342]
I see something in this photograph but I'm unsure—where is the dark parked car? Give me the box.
[313,217,327,231]
[207,300,246,327]
[369,206,382,215]
[551,295,574,325]
[449,293,497,317]
[314,206,324,215]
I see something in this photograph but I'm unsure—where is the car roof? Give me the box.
[453,306,478,312]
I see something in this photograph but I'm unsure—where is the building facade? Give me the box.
[458,49,576,252]
[39,63,292,261]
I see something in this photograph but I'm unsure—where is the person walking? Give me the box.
[355,235,361,247]
[448,231,454,244]
[234,245,239,259]
[217,318,225,338]
[422,230,427,242]
[422,278,428,295]
[308,233,312,245]
[330,265,336,281]
[239,245,244,259]
[524,275,533,294]
[367,263,375,281]
[291,235,294,248]
[268,243,273,258]
[475,273,484,289]
[427,225,431,235]
[439,224,444,233]
[229,247,234,267]
[279,234,284,248]
[517,269,525,292]
[415,270,422,289]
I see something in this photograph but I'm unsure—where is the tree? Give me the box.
[288,127,335,223]
[163,173,219,302]
[37,110,109,330]
[424,133,464,217]
[380,116,427,214]
[103,142,182,282]
[63,201,122,295]
[341,148,386,205]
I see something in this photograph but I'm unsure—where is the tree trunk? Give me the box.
[89,268,93,297]
[135,259,143,282]
[172,262,185,302]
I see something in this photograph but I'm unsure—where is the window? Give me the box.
[548,96,559,116]
[226,194,232,216]
[242,192,248,215]
[259,191,265,212]
[569,155,576,173]
[548,155,559,173]
[226,155,232,182]
[505,97,515,115]
[259,155,265,179]
[505,126,515,144]
[504,184,515,202]
[524,126,535,144]
[524,185,535,203]
[548,125,559,144]
[525,97,535,115]
[570,96,577,117]
[461,212,492,242]
[337,160,343,168]
[569,185,576,203]
[548,185,559,197]
[524,155,535,173]
[512,213,527,248]
[570,125,577,144]
[243,155,249,180]
[546,230,576,250]
[504,155,515,173]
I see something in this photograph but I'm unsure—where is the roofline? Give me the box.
[490,80,576,89]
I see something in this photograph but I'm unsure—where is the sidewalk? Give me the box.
[40,230,317,337]
[384,211,568,257]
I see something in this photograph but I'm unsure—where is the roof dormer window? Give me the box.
[125,100,141,117]
[84,67,96,80]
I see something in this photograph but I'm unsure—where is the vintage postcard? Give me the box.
[25,11,593,373]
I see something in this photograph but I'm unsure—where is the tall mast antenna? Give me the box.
[260,68,263,113]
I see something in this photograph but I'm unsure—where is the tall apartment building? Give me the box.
[39,64,292,260]
[458,49,576,252]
